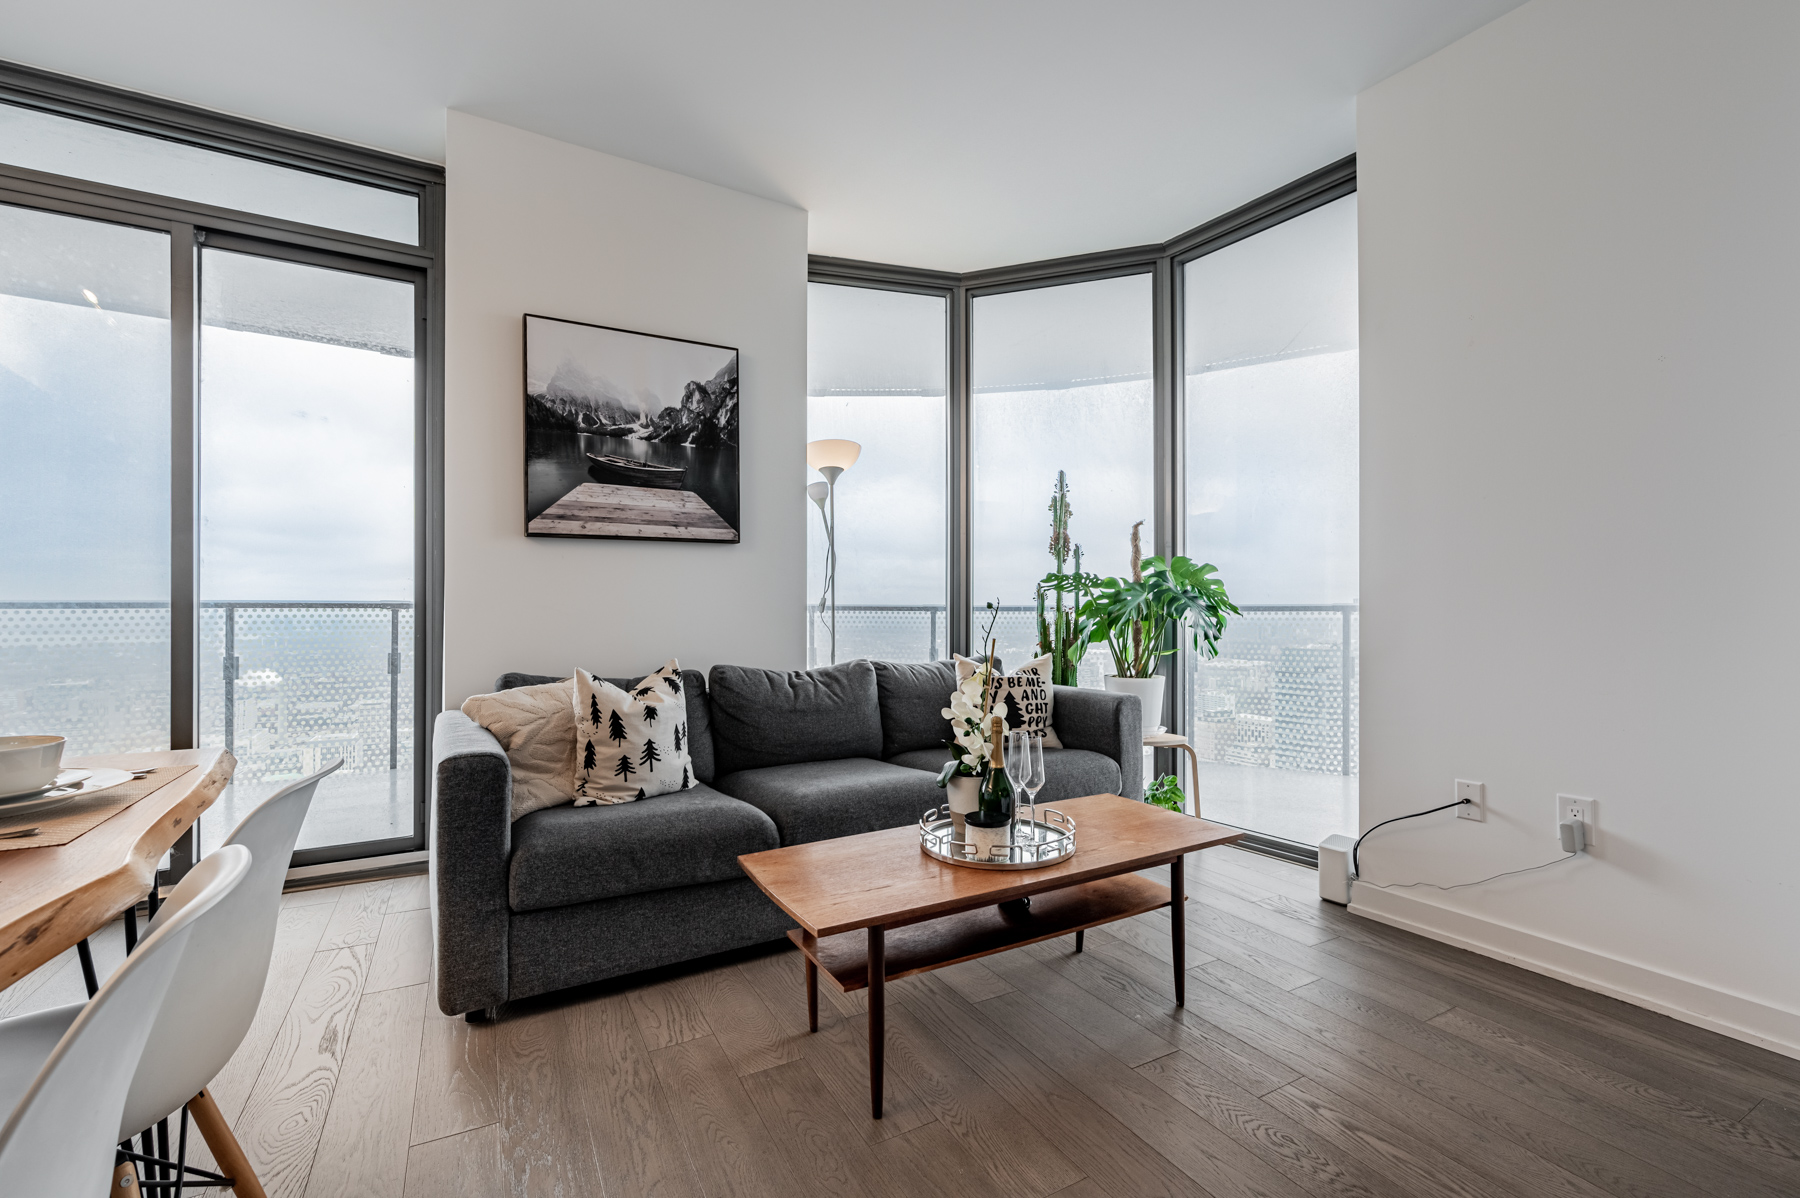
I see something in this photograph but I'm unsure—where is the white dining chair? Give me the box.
[122,758,341,1196]
[0,843,251,1196]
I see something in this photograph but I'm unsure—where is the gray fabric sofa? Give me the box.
[430,658,1142,1018]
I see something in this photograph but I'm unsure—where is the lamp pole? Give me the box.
[806,439,861,667]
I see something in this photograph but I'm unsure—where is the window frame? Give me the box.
[0,58,445,877]
[808,156,1354,861]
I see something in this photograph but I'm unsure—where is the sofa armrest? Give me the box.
[1053,686,1143,800]
[430,709,513,1015]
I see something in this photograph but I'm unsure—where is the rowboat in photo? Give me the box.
[586,453,686,489]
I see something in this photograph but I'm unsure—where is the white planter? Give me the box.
[1103,674,1165,738]
[945,773,979,840]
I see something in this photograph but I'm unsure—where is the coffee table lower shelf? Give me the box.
[790,872,1175,992]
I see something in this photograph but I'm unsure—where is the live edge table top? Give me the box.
[737,792,1243,939]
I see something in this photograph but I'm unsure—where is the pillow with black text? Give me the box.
[994,653,1063,748]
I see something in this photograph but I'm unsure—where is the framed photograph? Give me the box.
[523,313,740,542]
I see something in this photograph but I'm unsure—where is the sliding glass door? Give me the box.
[196,247,421,858]
[0,73,441,874]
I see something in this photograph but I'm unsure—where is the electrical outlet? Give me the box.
[1559,794,1597,848]
[1456,779,1485,821]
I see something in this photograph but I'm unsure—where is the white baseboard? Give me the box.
[1349,883,1800,1063]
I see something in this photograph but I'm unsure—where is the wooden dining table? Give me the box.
[0,748,236,992]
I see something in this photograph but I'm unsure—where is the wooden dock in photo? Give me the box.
[528,482,737,541]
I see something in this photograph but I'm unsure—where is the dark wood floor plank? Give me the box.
[870,1121,1018,1198]
[1178,962,1709,1198]
[936,956,1018,1003]
[1207,961,1778,1198]
[627,973,713,1050]
[1746,1098,1800,1148]
[683,961,802,1076]
[1319,915,1800,1103]
[735,946,935,1141]
[1089,910,1215,970]
[1427,1004,1800,1188]
[648,1035,810,1198]
[495,1001,604,1197]
[899,973,1215,1198]
[1025,933,1301,1097]
[1181,881,1337,946]
[973,988,1315,1198]
[740,1058,893,1198]
[402,1124,502,1198]
[982,940,1183,1068]
[1313,928,1789,1119]
[411,978,500,1145]
[885,1000,1087,1198]
[579,991,707,1198]
[1263,1078,1514,1198]
[1138,1048,1398,1198]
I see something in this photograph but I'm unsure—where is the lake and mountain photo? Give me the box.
[523,313,740,541]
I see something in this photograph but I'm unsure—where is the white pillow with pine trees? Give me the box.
[571,660,697,804]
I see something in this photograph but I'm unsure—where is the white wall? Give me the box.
[1357,0,1800,1057]
[443,112,808,706]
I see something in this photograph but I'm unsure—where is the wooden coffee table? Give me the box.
[737,792,1243,1117]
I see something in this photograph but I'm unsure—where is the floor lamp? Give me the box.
[806,438,861,665]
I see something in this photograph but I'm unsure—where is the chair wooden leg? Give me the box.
[188,1087,267,1198]
[112,1158,142,1197]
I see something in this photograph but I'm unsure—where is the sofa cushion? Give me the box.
[885,745,1124,804]
[871,659,958,759]
[498,668,715,784]
[708,661,882,775]
[572,665,695,803]
[507,781,775,912]
[712,757,942,845]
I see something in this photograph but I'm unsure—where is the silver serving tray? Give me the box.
[919,804,1075,870]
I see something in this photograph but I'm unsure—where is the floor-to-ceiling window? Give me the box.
[805,282,948,666]
[0,205,172,754]
[970,273,1155,673]
[0,67,441,872]
[1181,193,1358,848]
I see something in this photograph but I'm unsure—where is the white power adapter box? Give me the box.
[1318,834,1356,905]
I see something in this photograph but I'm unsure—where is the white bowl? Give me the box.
[0,736,66,799]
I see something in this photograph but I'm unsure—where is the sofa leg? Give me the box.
[465,1006,499,1024]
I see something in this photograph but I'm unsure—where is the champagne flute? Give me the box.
[1015,732,1047,848]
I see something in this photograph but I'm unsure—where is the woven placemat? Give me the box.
[0,766,198,850]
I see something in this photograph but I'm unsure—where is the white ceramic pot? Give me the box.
[1103,675,1165,738]
[945,773,979,840]
[0,735,65,799]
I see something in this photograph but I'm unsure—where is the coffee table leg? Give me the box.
[806,956,818,1033]
[1075,929,1085,953]
[1171,855,1186,1007]
[868,925,885,1119]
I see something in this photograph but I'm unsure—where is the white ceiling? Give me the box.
[2,0,1524,272]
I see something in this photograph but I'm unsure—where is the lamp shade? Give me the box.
[806,439,861,474]
[806,481,829,508]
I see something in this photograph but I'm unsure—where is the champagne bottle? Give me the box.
[967,715,1015,860]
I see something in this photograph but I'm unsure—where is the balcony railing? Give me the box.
[0,601,414,793]
[806,602,1357,777]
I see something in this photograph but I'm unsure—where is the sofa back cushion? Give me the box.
[871,659,958,759]
[496,669,715,784]
[707,661,882,774]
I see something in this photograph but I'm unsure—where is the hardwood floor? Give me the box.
[9,850,1800,1198]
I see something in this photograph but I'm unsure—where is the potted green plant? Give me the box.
[1033,471,1103,686]
[1080,522,1238,736]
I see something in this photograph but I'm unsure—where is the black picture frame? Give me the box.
[523,313,741,543]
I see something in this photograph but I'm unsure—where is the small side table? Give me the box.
[1143,732,1201,819]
